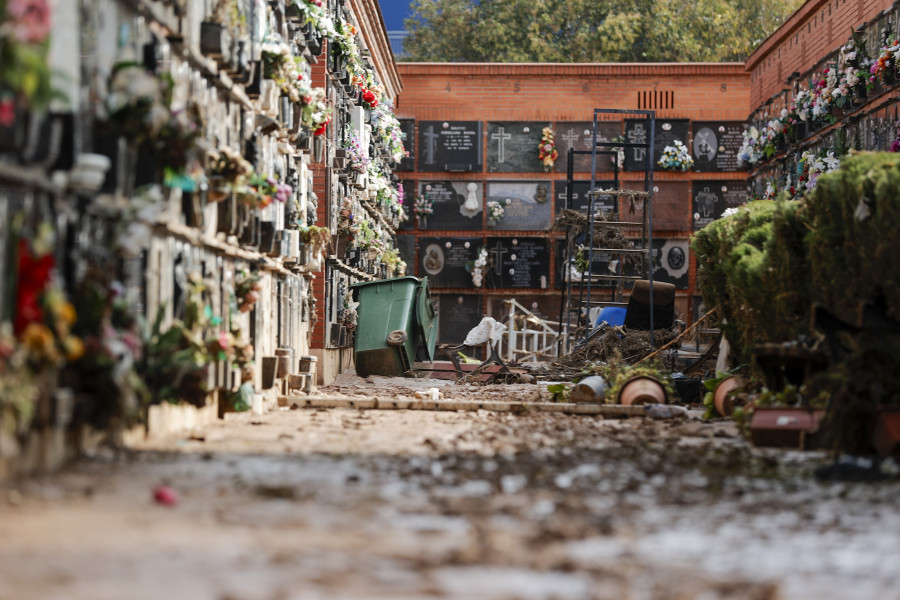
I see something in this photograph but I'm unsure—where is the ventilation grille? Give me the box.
[637,90,675,110]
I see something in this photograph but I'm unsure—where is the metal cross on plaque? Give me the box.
[489,241,508,276]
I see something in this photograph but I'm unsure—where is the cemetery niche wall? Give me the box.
[396,62,752,345]
[0,0,406,475]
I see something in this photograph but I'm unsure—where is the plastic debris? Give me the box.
[153,485,179,506]
[463,317,507,347]
[643,404,688,419]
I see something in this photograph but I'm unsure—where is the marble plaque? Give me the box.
[553,121,623,173]
[650,239,690,290]
[417,180,483,230]
[691,122,747,172]
[396,118,415,171]
[485,237,550,289]
[485,181,553,231]
[437,294,483,345]
[397,180,416,231]
[624,119,689,172]
[396,234,415,270]
[554,180,618,216]
[417,237,481,288]
[487,122,545,173]
[555,239,618,289]
[692,181,750,230]
[417,121,482,172]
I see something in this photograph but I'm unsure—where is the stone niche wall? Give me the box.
[0,0,404,475]
[396,63,751,334]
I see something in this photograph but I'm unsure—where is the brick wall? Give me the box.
[396,63,750,328]
[747,0,896,109]
[398,63,749,123]
[310,45,330,351]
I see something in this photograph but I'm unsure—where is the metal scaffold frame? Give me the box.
[557,109,656,352]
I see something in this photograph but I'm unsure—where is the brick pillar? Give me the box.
[309,40,331,351]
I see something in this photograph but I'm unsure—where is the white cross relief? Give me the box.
[492,127,512,163]
[561,128,580,148]
[628,123,647,162]
[424,125,439,165]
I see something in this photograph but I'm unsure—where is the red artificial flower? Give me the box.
[0,99,15,128]
[314,117,331,136]
[362,89,377,108]
[14,239,54,334]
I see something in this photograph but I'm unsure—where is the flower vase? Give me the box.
[0,98,29,154]
[306,29,322,56]
[207,176,228,202]
[853,83,867,105]
[487,218,497,228]
[217,194,237,235]
[417,216,427,228]
[775,136,786,153]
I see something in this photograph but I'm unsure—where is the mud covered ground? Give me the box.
[1,372,899,600]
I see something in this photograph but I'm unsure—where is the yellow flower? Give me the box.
[63,336,85,362]
[21,323,58,362]
[60,302,77,326]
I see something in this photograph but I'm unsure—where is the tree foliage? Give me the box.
[401,0,803,62]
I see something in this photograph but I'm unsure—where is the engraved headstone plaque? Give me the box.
[691,122,747,172]
[417,180,483,230]
[487,122,545,172]
[417,121,482,172]
[485,181,553,231]
[396,118,415,171]
[650,239,690,290]
[397,180,416,231]
[437,294,483,344]
[692,181,750,230]
[624,119,689,172]
[553,121,623,173]
[554,180,617,215]
[485,237,550,289]
[555,239,618,289]
[417,236,481,288]
[396,234,415,271]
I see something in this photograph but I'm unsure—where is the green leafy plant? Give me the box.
[546,383,568,403]
[702,371,734,418]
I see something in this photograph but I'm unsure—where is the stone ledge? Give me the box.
[281,396,646,417]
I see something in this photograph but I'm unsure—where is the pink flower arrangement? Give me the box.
[6,0,51,45]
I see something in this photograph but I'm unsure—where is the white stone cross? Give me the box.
[424,125,439,165]
[492,127,512,163]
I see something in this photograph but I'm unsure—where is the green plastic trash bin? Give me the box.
[352,276,437,377]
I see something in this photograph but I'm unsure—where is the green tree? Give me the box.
[401,0,803,62]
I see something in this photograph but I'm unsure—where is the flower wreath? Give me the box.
[538,127,559,171]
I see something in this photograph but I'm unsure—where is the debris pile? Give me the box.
[545,326,677,380]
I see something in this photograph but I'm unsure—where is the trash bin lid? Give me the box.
[416,276,437,362]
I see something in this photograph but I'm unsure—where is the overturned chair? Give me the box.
[437,317,513,382]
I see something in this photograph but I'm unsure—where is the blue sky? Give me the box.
[380,1,415,54]
[379,1,415,32]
